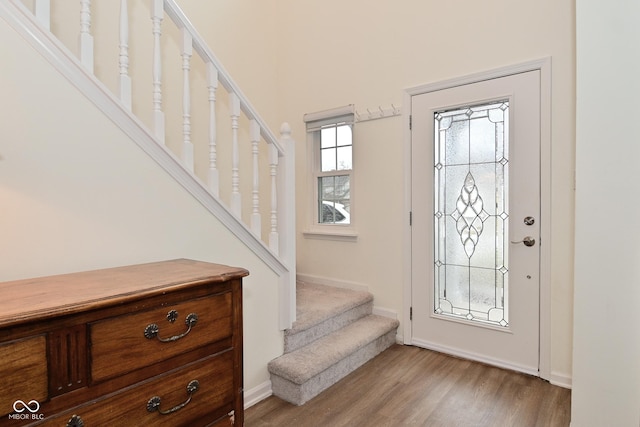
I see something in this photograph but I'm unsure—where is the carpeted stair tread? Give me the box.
[268,314,399,385]
[269,282,400,405]
[290,282,373,333]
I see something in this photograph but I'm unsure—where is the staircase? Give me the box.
[268,282,399,405]
[0,0,296,329]
[2,2,398,405]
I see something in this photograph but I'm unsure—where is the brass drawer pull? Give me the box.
[66,415,84,427]
[144,312,198,342]
[146,380,199,415]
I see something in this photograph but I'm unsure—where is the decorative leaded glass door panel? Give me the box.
[410,70,541,375]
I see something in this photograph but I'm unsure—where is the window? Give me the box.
[318,123,352,224]
[304,105,356,239]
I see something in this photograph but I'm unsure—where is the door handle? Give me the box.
[511,236,535,247]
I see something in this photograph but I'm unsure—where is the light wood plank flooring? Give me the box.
[246,345,571,427]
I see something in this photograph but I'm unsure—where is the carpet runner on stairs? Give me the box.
[268,282,399,405]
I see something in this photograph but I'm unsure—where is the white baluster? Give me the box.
[181,29,193,172]
[79,0,93,72]
[269,137,280,254]
[151,0,165,144]
[250,120,261,237]
[119,0,131,110]
[34,0,50,31]
[207,63,219,197]
[230,93,241,217]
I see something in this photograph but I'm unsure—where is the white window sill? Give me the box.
[303,227,358,242]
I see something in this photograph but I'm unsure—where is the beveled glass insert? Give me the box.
[434,101,509,327]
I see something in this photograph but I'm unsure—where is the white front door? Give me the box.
[410,70,541,375]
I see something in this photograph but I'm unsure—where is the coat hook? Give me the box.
[356,104,402,122]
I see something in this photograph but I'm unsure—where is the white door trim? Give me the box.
[402,58,552,381]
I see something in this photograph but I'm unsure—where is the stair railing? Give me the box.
[8,0,296,327]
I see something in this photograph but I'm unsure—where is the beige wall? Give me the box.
[277,0,575,383]
[0,9,282,396]
[175,0,279,128]
[573,0,640,424]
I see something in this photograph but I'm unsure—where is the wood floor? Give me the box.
[245,345,571,427]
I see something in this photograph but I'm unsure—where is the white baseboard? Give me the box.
[296,272,369,292]
[372,306,397,320]
[411,338,539,377]
[549,371,572,389]
[244,380,272,409]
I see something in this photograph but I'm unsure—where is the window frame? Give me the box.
[303,106,357,241]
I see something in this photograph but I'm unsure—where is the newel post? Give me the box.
[278,122,296,328]
[276,123,296,259]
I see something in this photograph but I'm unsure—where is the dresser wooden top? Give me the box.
[0,259,248,328]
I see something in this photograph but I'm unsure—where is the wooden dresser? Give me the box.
[0,259,247,427]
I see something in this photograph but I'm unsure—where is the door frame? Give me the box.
[402,58,552,381]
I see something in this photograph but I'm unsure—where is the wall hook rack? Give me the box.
[355,104,402,123]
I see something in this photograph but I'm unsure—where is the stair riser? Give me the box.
[272,328,397,405]
[284,301,373,353]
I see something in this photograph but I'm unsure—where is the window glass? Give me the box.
[317,174,351,225]
[304,107,355,231]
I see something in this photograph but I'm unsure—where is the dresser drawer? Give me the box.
[0,336,47,418]
[43,351,235,427]
[90,293,232,381]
